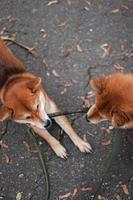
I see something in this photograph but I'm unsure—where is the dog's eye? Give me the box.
[26,116,31,119]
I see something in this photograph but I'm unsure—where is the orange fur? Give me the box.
[87,73,133,128]
[0,38,92,158]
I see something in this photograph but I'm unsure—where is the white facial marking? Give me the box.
[38,91,50,121]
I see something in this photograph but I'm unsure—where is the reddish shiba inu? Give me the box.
[0,39,92,158]
[87,73,133,129]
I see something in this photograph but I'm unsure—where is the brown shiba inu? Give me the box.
[87,73,133,129]
[0,39,92,158]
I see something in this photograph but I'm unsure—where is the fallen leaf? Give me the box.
[101,139,111,146]
[81,186,93,192]
[47,0,58,6]
[122,184,129,195]
[100,43,112,58]
[16,192,22,200]
[111,8,120,13]
[98,195,108,200]
[84,6,89,11]
[126,52,133,58]
[113,63,124,71]
[0,140,8,149]
[43,58,49,68]
[114,194,121,200]
[71,188,78,198]
[0,27,6,36]
[61,87,67,95]
[81,97,91,108]
[76,44,83,52]
[121,5,129,10]
[64,82,73,87]
[52,69,60,77]
[57,20,67,27]
[3,153,10,164]
[42,33,47,39]
[59,192,72,199]
[85,0,91,6]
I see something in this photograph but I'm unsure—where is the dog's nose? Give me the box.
[86,115,90,122]
[45,119,52,128]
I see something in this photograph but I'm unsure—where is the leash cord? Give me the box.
[28,128,50,200]
[48,108,89,118]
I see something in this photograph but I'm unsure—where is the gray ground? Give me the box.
[0,0,133,200]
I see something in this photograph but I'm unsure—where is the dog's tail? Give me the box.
[0,38,25,69]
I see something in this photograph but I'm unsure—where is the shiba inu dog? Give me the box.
[0,39,92,158]
[87,73,133,129]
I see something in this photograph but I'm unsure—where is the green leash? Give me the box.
[28,128,50,200]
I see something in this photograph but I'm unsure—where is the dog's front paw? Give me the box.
[52,142,67,159]
[75,139,92,153]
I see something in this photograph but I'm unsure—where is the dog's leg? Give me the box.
[47,101,92,153]
[31,126,67,159]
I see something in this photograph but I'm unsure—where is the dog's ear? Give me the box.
[27,77,42,93]
[0,106,12,121]
[90,76,107,94]
[111,109,129,128]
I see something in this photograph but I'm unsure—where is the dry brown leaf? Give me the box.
[121,5,129,10]
[81,97,91,108]
[47,0,58,6]
[76,44,83,52]
[81,186,93,192]
[113,63,124,71]
[111,8,120,13]
[64,82,73,87]
[61,87,67,95]
[0,140,8,149]
[71,188,78,198]
[43,58,49,68]
[101,139,111,146]
[0,27,6,36]
[59,192,72,199]
[114,194,121,200]
[3,153,10,164]
[126,52,133,58]
[98,195,108,200]
[84,6,89,11]
[85,0,91,6]
[122,184,129,195]
[87,91,95,99]
[100,43,112,58]
[52,69,60,78]
[57,20,67,27]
